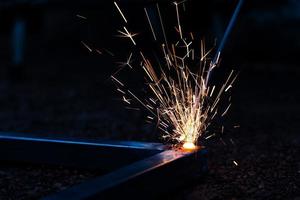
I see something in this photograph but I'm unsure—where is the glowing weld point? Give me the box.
[182,142,196,150]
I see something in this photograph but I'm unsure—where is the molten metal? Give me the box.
[182,142,196,150]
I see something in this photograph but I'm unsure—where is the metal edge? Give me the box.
[43,148,207,200]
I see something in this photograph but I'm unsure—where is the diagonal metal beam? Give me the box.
[43,148,207,200]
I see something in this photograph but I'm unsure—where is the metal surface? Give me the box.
[0,132,164,171]
[0,132,207,199]
[43,148,207,200]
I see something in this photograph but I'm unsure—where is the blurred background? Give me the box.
[0,0,299,199]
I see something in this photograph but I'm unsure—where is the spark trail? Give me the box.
[112,1,237,149]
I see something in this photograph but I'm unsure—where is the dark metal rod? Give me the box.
[0,133,207,199]
[0,133,163,170]
[43,148,207,200]
[212,0,244,64]
[0,134,164,150]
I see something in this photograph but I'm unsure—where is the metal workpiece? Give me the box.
[44,147,207,200]
[0,132,208,200]
[0,132,164,171]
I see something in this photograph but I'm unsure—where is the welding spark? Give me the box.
[144,8,157,41]
[125,53,133,68]
[81,41,92,52]
[104,49,115,57]
[117,27,138,45]
[111,1,237,150]
[221,103,231,117]
[76,14,87,20]
[111,75,124,86]
[123,96,131,104]
[174,1,183,39]
[205,133,216,140]
[114,53,134,76]
[233,160,239,166]
[95,49,102,55]
[114,1,128,23]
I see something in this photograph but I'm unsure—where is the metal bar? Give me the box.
[212,0,244,64]
[43,148,207,200]
[0,133,163,171]
[0,133,207,199]
[0,133,165,150]
[206,0,244,85]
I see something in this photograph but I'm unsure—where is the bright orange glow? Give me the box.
[183,142,196,150]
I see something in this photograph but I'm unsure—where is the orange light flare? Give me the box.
[182,142,197,151]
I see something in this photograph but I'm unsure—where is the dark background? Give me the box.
[0,0,299,199]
